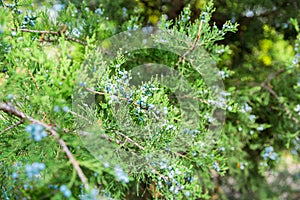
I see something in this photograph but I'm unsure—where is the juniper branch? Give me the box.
[0,102,90,190]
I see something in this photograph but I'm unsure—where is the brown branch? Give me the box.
[85,87,105,96]
[260,69,299,125]
[12,28,61,35]
[78,129,144,151]
[261,69,286,86]
[85,87,150,110]
[28,69,40,91]
[0,102,90,190]
[65,36,87,46]
[68,110,93,125]
[116,131,145,151]
[0,102,26,119]
[11,28,87,46]
[85,87,162,123]
[0,119,24,134]
[174,19,204,70]
[261,84,299,125]
[261,84,279,100]
[168,95,210,104]
[78,130,124,146]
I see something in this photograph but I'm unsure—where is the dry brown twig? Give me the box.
[11,27,87,46]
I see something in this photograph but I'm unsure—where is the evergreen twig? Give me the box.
[0,102,90,191]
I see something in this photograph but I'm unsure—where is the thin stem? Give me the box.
[0,119,24,134]
[116,130,145,151]
[11,28,87,46]
[174,19,204,70]
[28,69,40,91]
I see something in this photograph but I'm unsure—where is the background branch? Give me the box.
[260,69,299,125]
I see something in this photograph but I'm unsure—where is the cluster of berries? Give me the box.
[25,162,46,179]
[114,165,129,183]
[20,14,37,28]
[60,185,72,197]
[25,123,47,142]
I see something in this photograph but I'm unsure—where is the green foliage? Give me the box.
[0,0,299,200]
